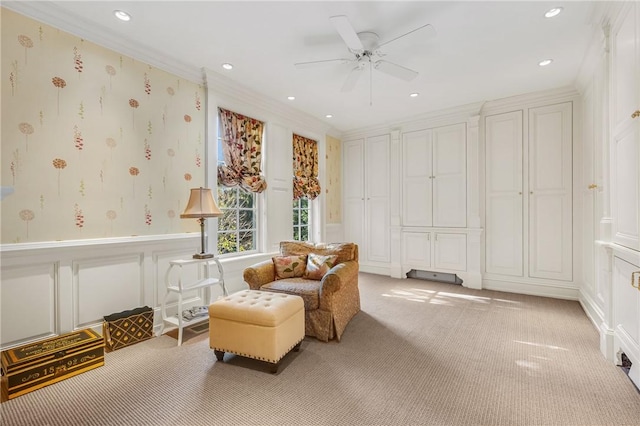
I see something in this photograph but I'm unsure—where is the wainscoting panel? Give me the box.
[74,254,144,329]
[0,262,57,347]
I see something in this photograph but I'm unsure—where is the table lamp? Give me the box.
[180,187,222,259]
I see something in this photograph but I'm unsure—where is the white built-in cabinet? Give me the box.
[485,102,573,283]
[400,122,468,276]
[608,1,640,389]
[611,1,640,252]
[402,123,467,228]
[343,135,390,265]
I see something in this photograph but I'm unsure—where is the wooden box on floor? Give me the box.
[1,329,104,402]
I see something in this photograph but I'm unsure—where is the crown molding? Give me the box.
[341,101,484,140]
[2,1,204,83]
[480,86,580,115]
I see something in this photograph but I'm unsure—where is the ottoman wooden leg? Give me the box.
[214,350,225,361]
[293,341,302,352]
[269,362,280,374]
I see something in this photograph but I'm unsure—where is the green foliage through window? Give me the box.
[293,197,309,241]
[217,186,256,255]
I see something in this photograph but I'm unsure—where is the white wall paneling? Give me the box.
[0,234,261,351]
[0,262,57,347]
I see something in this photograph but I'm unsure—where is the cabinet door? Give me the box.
[402,232,431,269]
[366,135,390,263]
[611,3,640,251]
[612,256,640,388]
[432,123,467,227]
[434,233,467,271]
[485,111,524,276]
[343,139,365,252]
[528,102,573,281]
[402,129,433,226]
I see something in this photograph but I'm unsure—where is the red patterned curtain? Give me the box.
[292,134,321,200]
[217,108,267,193]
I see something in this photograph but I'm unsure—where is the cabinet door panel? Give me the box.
[433,124,467,227]
[344,139,364,200]
[402,232,431,269]
[485,111,523,276]
[367,197,389,262]
[402,130,432,226]
[613,256,640,361]
[528,102,573,281]
[366,135,389,199]
[434,233,467,271]
[344,198,365,254]
[611,3,638,132]
[612,124,640,250]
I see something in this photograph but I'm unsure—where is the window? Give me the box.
[216,111,259,255]
[217,186,256,254]
[293,197,309,241]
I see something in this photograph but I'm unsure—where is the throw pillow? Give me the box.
[273,255,307,280]
[304,253,338,280]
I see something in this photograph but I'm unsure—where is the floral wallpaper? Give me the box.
[1,9,205,243]
[325,135,341,224]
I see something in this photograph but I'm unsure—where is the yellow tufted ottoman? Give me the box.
[208,290,304,373]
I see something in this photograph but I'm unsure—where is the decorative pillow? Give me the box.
[304,253,338,281]
[273,255,307,280]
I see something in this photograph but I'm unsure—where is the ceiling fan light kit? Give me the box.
[294,14,436,105]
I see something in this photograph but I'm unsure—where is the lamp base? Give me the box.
[193,253,214,259]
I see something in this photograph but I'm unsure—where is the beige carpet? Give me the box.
[1,272,639,425]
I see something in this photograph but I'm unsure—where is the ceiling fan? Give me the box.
[295,15,437,104]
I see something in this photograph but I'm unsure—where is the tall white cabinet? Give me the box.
[402,124,467,228]
[611,1,640,252]
[484,101,574,290]
[609,1,640,389]
[343,135,390,265]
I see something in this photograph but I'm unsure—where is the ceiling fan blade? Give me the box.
[341,66,364,92]
[330,15,364,52]
[374,60,418,82]
[294,58,352,69]
[377,24,436,49]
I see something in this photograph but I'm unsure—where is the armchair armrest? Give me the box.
[320,260,359,296]
[243,260,275,290]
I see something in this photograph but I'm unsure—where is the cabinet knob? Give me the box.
[588,184,598,189]
[518,192,522,195]
[530,191,533,195]
[632,110,640,119]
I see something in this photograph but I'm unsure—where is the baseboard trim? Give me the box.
[482,278,579,300]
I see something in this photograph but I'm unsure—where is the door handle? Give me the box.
[588,184,597,189]
[632,272,640,291]
[632,110,640,119]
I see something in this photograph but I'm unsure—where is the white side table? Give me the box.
[160,258,227,346]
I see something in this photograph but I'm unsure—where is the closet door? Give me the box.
[343,139,365,256]
[611,2,640,251]
[528,102,573,281]
[366,134,390,263]
[402,129,433,226]
[432,123,467,227]
[485,111,524,276]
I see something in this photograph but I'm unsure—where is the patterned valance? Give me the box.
[217,108,267,193]
[293,134,321,200]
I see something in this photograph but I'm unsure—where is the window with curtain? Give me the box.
[216,108,266,255]
[292,134,320,241]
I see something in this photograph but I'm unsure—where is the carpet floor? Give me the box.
[1,272,639,425]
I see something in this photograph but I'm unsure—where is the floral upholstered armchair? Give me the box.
[243,241,360,342]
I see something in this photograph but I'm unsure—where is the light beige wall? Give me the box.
[325,135,341,224]
[1,9,205,243]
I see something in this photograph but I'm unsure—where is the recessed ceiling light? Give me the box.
[325,114,333,118]
[538,59,553,67]
[222,63,233,70]
[113,10,131,21]
[410,93,419,98]
[287,96,295,101]
[544,7,563,18]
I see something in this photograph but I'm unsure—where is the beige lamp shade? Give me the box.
[180,187,222,218]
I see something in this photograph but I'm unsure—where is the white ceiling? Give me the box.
[4,1,601,132]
